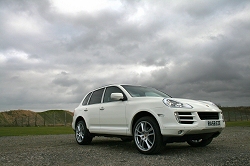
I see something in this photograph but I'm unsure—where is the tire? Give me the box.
[187,137,213,147]
[75,120,93,145]
[133,116,164,154]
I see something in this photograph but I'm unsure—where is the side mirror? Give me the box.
[111,93,124,101]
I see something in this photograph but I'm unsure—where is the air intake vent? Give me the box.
[198,112,219,120]
[175,112,195,124]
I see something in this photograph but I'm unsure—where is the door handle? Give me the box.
[100,107,105,110]
[84,108,88,111]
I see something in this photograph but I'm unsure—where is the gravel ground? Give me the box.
[0,127,249,166]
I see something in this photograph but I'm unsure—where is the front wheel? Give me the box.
[133,116,164,154]
[75,120,92,145]
[187,137,213,147]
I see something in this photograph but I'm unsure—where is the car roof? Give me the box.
[90,84,143,92]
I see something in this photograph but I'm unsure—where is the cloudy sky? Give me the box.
[0,0,249,112]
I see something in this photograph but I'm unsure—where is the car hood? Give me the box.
[169,98,220,111]
[129,97,220,111]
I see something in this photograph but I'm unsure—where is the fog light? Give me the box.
[178,130,183,135]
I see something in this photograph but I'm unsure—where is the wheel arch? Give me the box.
[75,116,86,129]
[131,111,161,135]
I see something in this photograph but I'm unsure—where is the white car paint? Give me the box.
[72,84,225,136]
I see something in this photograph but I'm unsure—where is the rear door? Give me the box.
[85,88,104,133]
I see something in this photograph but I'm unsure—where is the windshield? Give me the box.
[122,85,171,98]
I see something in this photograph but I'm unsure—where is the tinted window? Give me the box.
[103,86,124,103]
[88,88,104,105]
[82,92,92,105]
[122,85,170,98]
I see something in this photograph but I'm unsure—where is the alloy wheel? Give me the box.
[134,121,155,151]
[76,122,84,143]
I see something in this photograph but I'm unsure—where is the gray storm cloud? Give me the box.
[0,0,249,111]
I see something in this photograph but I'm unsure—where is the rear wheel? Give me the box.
[133,116,164,154]
[187,137,213,147]
[75,120,92,145]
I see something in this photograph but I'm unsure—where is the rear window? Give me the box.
[82,92,92,105]
[88,88,105,105]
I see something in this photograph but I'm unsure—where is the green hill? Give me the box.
[221,107,250,121]
[0,110,73,127]
[38,110,73,126]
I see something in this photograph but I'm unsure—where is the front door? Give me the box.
[99,86,127,135]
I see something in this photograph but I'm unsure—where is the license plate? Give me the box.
[207,121,220,126]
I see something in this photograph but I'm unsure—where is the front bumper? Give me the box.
[160,120,225,136]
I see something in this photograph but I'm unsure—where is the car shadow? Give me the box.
[87,137,220,155]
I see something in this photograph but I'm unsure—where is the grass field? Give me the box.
[0,126,74,137]
[0,121,249,137]
[225,121,250,127]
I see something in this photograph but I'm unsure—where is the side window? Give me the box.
[82,92,92,105]
[88,88,104,105]
[103,86,124,103]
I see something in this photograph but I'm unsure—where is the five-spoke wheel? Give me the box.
[133,116,163,154]
[75,120,92,145]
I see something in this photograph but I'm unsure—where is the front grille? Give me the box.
[198,112,219,120]
[175,112,195,124]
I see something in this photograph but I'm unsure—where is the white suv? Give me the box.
[72,85,225,154]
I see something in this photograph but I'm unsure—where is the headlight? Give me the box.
[163,99,193,109]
